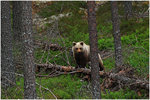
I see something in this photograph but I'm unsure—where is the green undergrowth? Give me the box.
[36,75,88,99]
[1,75,147,99]
[38,1,87,18]
[35,49,73,66]
[102,88,148,99]
[1,75,87,99]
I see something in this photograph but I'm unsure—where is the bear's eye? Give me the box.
[80,48,82,50]
[76,48,78,50]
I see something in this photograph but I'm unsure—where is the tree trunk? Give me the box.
[1,1,16,88]
[12,1,22,42]
[111,1,123,67]
[20,1,37,99]
[12,1,23,74]
[87,1,101,99]
[124,1,132,19]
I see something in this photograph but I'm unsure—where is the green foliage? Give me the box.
[2,75,88,99]
[1,78,24,99]
[102,88,147,99]
[96,2,111,24]
[2,76,148,99]
[120,17,149,36]
[36,75,88,99]
[1,87,23,99]
[97,23,113,36]
[124,50,149,76]
[58,13,88,36]
[35,49,74,66]
[103,57,115,71]
[121,24,149,77]
[63,25,89,43]
[38,1,87,18]
[98,38,114,50]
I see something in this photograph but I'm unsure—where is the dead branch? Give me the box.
[101,66,149,93]
[35,63,149,91]
[35,63,105,76]
[34,41,65,51]
[42,43,65,51]
[109,73,149,90]
[36,82,57,99]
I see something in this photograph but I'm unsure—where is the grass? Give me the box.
[1,75,147,99]
[102,88,148,99]
[1,75,89,99]
[36,74,88,99]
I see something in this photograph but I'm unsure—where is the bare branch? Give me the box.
[35,82,57,99]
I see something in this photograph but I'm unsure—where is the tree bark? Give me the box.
[20,1,37,99]
[12,1,23,74]
[111,1,123,67]
[1,1,16,88]
[87,1,101,99]
[12,1,22,42]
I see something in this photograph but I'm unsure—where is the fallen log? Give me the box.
[35,64,149,91]
[35,64,105,76]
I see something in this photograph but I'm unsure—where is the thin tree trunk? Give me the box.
[87,1,101,99]
[20,1,37,99]
[1,1,16,88]
[111,1,123,67]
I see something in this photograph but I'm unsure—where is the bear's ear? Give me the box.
[80,41,84,46]
[73,42,76,46]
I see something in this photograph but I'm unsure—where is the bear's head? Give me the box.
[72,41,85,54]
